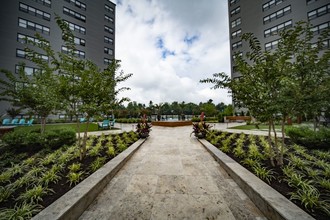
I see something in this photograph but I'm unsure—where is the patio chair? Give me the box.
[109,119,116,129]
[98,120,110,130]
[17,119,26,126]
[79,117,86,123]
[25,119,34,126]
[9,118,19,125]
[1,119,11,126]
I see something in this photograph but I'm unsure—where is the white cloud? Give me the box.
[114,0,232,106]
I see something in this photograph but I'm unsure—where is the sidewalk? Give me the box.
[79,126,266,219]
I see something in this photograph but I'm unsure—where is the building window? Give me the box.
[19,3,51,21]
[105,4,114,13]
[104,47,113,55]
[312,39,330,49]
[104,26,114,34]
[18,18,50,35]
[16,49,49,61]
[308,4,330,20]
[17,33,49,46]
[311,22,330,35]
[61,46,85,58]
[230,0,240,6]
[262,0,285,11]
[33,0,51,7]
[265,39,280,51]
[63,7,86,22]
[64,20,86,34]
[64,0,86,11]
[231,18,241,28]
[231,29,242,39]
[264,20,292,37]
[232,41,242,50]
[15,65,43,76]
[232,52,242,62]
[104,58,112,65]
[263,5,291,24]
[230,7,240,17]
[307,0,318,5]
[104,36,113,44]
[74,37,85,46]
[104,15,114,23]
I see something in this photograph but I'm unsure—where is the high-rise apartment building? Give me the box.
[228,0,330,79]
[0,0,116,115]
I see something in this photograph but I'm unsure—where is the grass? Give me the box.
[14,123,118,132]
[229,124,283,130]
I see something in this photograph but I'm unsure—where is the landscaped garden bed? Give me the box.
[0,131,139,219]
[206,130,330,220]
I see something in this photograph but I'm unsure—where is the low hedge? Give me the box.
[192,117,218,122]
[285,126,330,149]
[1,128,76,152]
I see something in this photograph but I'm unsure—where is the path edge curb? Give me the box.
[198,139,315,220]
[32,138,146,220]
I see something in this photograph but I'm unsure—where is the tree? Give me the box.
[201,21,330,166]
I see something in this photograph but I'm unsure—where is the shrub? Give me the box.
[1,128,76,152]
[285,126,330,149]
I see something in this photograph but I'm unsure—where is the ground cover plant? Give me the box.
[0,131,139,219]
[206,130,330,220]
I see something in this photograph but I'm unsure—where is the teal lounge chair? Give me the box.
[25,119,34,126]
[98,120,110,130]
[109,119,115,129]
[2,119,11,126]
[17,119,26,126]
[10,118,19,125]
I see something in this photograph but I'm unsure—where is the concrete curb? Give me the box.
[198,139,315,220]
[32,138,146,220]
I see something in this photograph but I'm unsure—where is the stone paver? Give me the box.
[79,125,266,220]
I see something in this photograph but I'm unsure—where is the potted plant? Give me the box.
[136,114,152,138]
[191,112,212,139]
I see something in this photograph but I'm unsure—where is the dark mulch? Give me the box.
[208,131,329,220]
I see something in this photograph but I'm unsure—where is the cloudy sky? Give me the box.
[114,0,231,105]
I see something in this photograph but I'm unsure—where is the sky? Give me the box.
[114,0,231,106]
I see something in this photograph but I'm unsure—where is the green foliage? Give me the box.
[242,158,260,168]
[248,144,264,160]
[17,184,54,204]
[1,128,76,152]
[0,185,14,203]
[106,146,116,157]
[89,157,106,172]
[252,164,275,184]
[67,171,84,186]
[0,202,42,220]
[0,170,13,184]
[285,126,330,149]
[39,170,62,186]
[68,163,81,173]
[233,145,245,159]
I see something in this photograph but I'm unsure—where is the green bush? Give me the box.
[285,126,330,149]
[1,128,76,152]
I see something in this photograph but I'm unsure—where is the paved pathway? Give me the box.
[79,125,266,220]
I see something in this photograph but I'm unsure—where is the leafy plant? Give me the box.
[26,166,46,178]
[219,143,231,153]
[39,152,57,166]
[242,158,260,168]
[39,170,61,186]
[313,150,330,160]
[67,171,84,186]
[89,157,106,172]
[117,143,127,153]
[11,175,35,189]
[22,157,37,166]
[317,178,330,191]
[313,159,328,169]
[0,170,13,184]
[88,145,102,157]
[68,163,81,172]
[106,146,116,157]
[288,154,309,170]
[304,167,320,179]
[248,144,264,160]
[50,163,65,174]
[252,164,275,184]
[284,172,316,191]
[0,202,42,220]
[0,185,14,203]
[17,184,54,203]
[233,145,245,159]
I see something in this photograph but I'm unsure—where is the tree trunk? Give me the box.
[80,120,90,161]
[268,120,275,167]
[271,120,282,166]
[280,116,286,166]
[76,116,82,160]
[41,117,46,134]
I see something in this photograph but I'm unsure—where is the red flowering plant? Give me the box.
[136,114,152,138]
[191,112,212,139]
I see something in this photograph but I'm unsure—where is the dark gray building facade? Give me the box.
[0,0,116,116]
[228,0,330,79]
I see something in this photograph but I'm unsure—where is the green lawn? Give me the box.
[228,124,283,130]
[14,123,108,132]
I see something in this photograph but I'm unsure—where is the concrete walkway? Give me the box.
[79,125,266,219]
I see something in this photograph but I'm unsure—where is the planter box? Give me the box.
[151,121,192,127]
